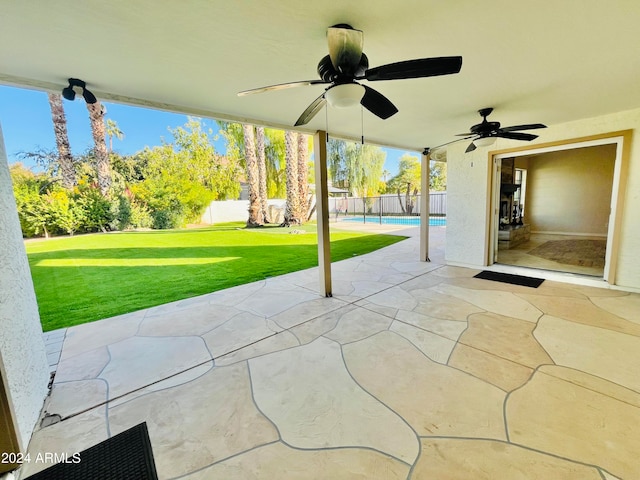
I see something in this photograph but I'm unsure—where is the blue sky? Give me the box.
[0,84,410,175]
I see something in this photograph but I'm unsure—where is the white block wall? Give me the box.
[0,124,49,450]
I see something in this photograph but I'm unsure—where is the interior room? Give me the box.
[496,144,617,277]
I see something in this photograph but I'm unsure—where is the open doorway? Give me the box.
[490,136,624,280]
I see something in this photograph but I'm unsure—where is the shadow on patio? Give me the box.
[25,226,640,479]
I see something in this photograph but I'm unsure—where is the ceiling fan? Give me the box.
[457,108,547,153]
[238,24,462,126]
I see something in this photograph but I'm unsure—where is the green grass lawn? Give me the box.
[26,222,406,331]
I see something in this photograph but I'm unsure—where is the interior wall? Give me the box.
[0,123,49,450]
[445,106,640,289]
[523,144,616,235]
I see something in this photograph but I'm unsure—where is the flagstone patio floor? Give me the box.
[22,226,640,479]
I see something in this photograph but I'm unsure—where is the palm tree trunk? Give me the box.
[86,101,111,196]
[283,130,299,226]
[243,124,263,227]
[47,93,75,189]
[256,126,269,223]
[296,133,309,222]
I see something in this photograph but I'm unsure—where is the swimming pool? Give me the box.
[340,216,446,226]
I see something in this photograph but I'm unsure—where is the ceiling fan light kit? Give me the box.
[474,137,497,147]
[324,83,365,108]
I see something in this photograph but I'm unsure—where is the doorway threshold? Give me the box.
[487,263,610,290]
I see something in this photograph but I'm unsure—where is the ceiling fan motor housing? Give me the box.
[472,120,501,137]
[317,53,368,83]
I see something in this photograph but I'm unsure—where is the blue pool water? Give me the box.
[341,216,446,226]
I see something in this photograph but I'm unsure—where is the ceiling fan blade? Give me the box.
[294,93,327,126]
[496,131,539,141]
[455,132,474,136]
[238,80,328,96]
[327,25,364,75]
[363,56,462,82]
[465,142,477,153]
[360,85,398,120]
[431,136,474,151]
[500,123,547,133]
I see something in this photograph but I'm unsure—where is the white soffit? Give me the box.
[2,0,640,151]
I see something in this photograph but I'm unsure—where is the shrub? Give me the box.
[74,185,114,232]
[129,200,153,229]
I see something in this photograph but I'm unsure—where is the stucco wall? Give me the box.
[445,107,640,289]
[445,150,491,266]
[0,124,49,449]
[524,144,615,235]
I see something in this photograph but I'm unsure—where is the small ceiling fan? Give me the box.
[457,108,547,153]
[238,24,462,126]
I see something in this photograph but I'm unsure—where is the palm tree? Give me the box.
[86,101,111,196]
[242,124,263,227]
[47,92,75,189]
[105,118,124,153]
[297,133,310,221]
[282,130,300,226]
[256,126,269,223]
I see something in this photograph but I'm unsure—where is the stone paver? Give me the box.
[506,366,640,479]
[28,226,640,479]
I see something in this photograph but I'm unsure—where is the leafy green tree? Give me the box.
[387,154,421,214]
[10,164,52,237]
[327,139,385,201]
[73,172,115,232]
[218,122,287,200]
[130,118,241,229]
[345,143,385,199]
[430,160,447,191]
[11,164,86,236]
[264,128,286,198]
[328,138,348,189]
[110,151,148,184]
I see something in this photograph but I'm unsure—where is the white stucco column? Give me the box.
[0,123,49,451]
[420,149,431,262]
[313,130,331,296]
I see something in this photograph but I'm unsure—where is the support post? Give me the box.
[314,131,332,296]
[420,148,431,262]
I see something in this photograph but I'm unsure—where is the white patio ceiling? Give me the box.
[2,1,640,151]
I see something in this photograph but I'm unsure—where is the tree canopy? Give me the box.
[327,138,386,197]
[11,117,243,235]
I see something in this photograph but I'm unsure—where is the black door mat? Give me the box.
[474,270,544,288]
[25,422,158,480]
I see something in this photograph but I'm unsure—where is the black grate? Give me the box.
[25,422,158,480]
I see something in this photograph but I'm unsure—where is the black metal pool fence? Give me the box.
[329,192,447,226]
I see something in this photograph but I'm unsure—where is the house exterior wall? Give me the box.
[445,147,492,266]
[446,107,640,289]
[0,124,49,449]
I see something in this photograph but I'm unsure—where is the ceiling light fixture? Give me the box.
[324,83,365,108]
[62,78,97,104]
[474,136,497,147]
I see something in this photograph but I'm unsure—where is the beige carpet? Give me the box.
[528,239,606,268]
